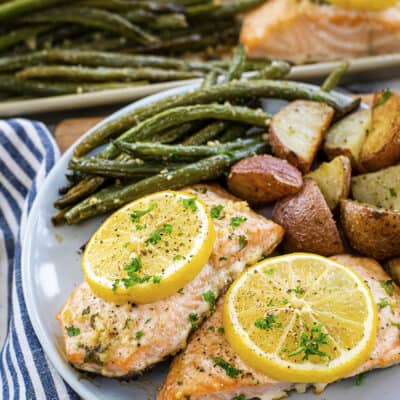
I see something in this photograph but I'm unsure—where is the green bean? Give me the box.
[69,158,185,178]
[0,50,48,72]
[200,71,218,89]
[16,65,203,82]
[0,74,147,96]
[54,176,105,209]
[74,79,359,157]
[219,123,248,142]
[51,206,72,226]
[119,104,271,146]
[79,0,183,13]
[186,0,265,18]
[212,59,272,71]
[0,25,51,52]
[115,138,261,160]
[0,0,65,21]
[225,44,246,82]
[249,60,291,80]
[132,28,237,55]
[27,6,157,44]
[182,121,225,145]
[321,61,349,92]
[154,13,188,29]
[155,122,197,143]
[46,49,219,72]
[64,143,268,224]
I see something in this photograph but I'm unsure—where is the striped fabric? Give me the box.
[0,119,78,399]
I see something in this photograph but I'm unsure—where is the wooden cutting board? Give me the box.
[53,94,373,154]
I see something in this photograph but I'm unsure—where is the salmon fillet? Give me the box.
[159,254,400,400]
[240,0,400,64]
[57,184,284,377]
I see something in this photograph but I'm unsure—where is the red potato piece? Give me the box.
[340,199,400,260]
[360,90,400,172]
[227,155,303,205]
[270,100,334,173]
[272,179,344,256]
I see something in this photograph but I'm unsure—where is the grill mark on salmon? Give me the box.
[240,0,400,64]
[57,184,284,377]
[159,254,400,400]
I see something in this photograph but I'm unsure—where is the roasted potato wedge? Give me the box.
[340,199,400,260]
[324,109,371,171]
[272,179,344,256]
[305,155,351,210]
[270,100,334,173]
[352,165,400,211]
[388,258,400,285]
[227,155,303,205]
[360,90,400,172]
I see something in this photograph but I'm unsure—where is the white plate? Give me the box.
[22,83,399,400]
[4,54,400,117]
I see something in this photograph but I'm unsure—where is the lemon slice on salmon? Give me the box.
[223,253,377,383]
[329,0,398,11]
[83,191,215,304]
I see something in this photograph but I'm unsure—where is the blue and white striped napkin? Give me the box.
[0,119,78,399]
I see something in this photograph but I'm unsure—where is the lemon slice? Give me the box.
[83,191,215,304]
[328,0,398,11]
[223,253,377,383]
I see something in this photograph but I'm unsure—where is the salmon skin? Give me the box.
[240,0,400,64]
[57,184,284,377]
[159,254,400,400]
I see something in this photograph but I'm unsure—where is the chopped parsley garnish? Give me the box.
[255,313,282,331]
[182,197,198,212]
[82,306,90,315]
[378,298,390,309]
[130,203,157,223]
[374,88,392,108]
[210,204,224,219]
[152,275,162,284]
[112,279,120,292]
[292,286,305,295]
[177,381,183,386]
[177,288,184,295]
[238,235,248,251]
[211,357,241,378]
[173,254,185,261]
[355,373,365,386]
[380,280,394,296]
[217,327,225,334]
[189,313,199,331]
[267,299,274,307]
[219,256,228,261]
[265,268,274,275]
[203,290,216,312]
[145,318,151,324]
[66,325,80,337]
[232,395,246,400]
[281,298,289,305]
[135,330,144,340]
[145,224,173,245]
[230,216,247,228]
[288,324,330,361]
[389,188,397,198]
[391,321,400,328]
[208,326,215,331]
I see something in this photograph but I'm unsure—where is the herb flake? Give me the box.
[211,357,241,378]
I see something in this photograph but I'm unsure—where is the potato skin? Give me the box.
[227,155,303,205]
[272,179,344,256]
[388,257,400,285]
[340,199,400,260]
[360,90,400,172]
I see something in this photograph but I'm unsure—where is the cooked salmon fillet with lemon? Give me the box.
[57,184,284,377]
[240,0,400,64]
[159,254,400,400]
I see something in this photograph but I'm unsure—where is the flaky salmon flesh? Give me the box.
[159,254,400,400]
[240,0,400,64]
[57,184,284,377]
